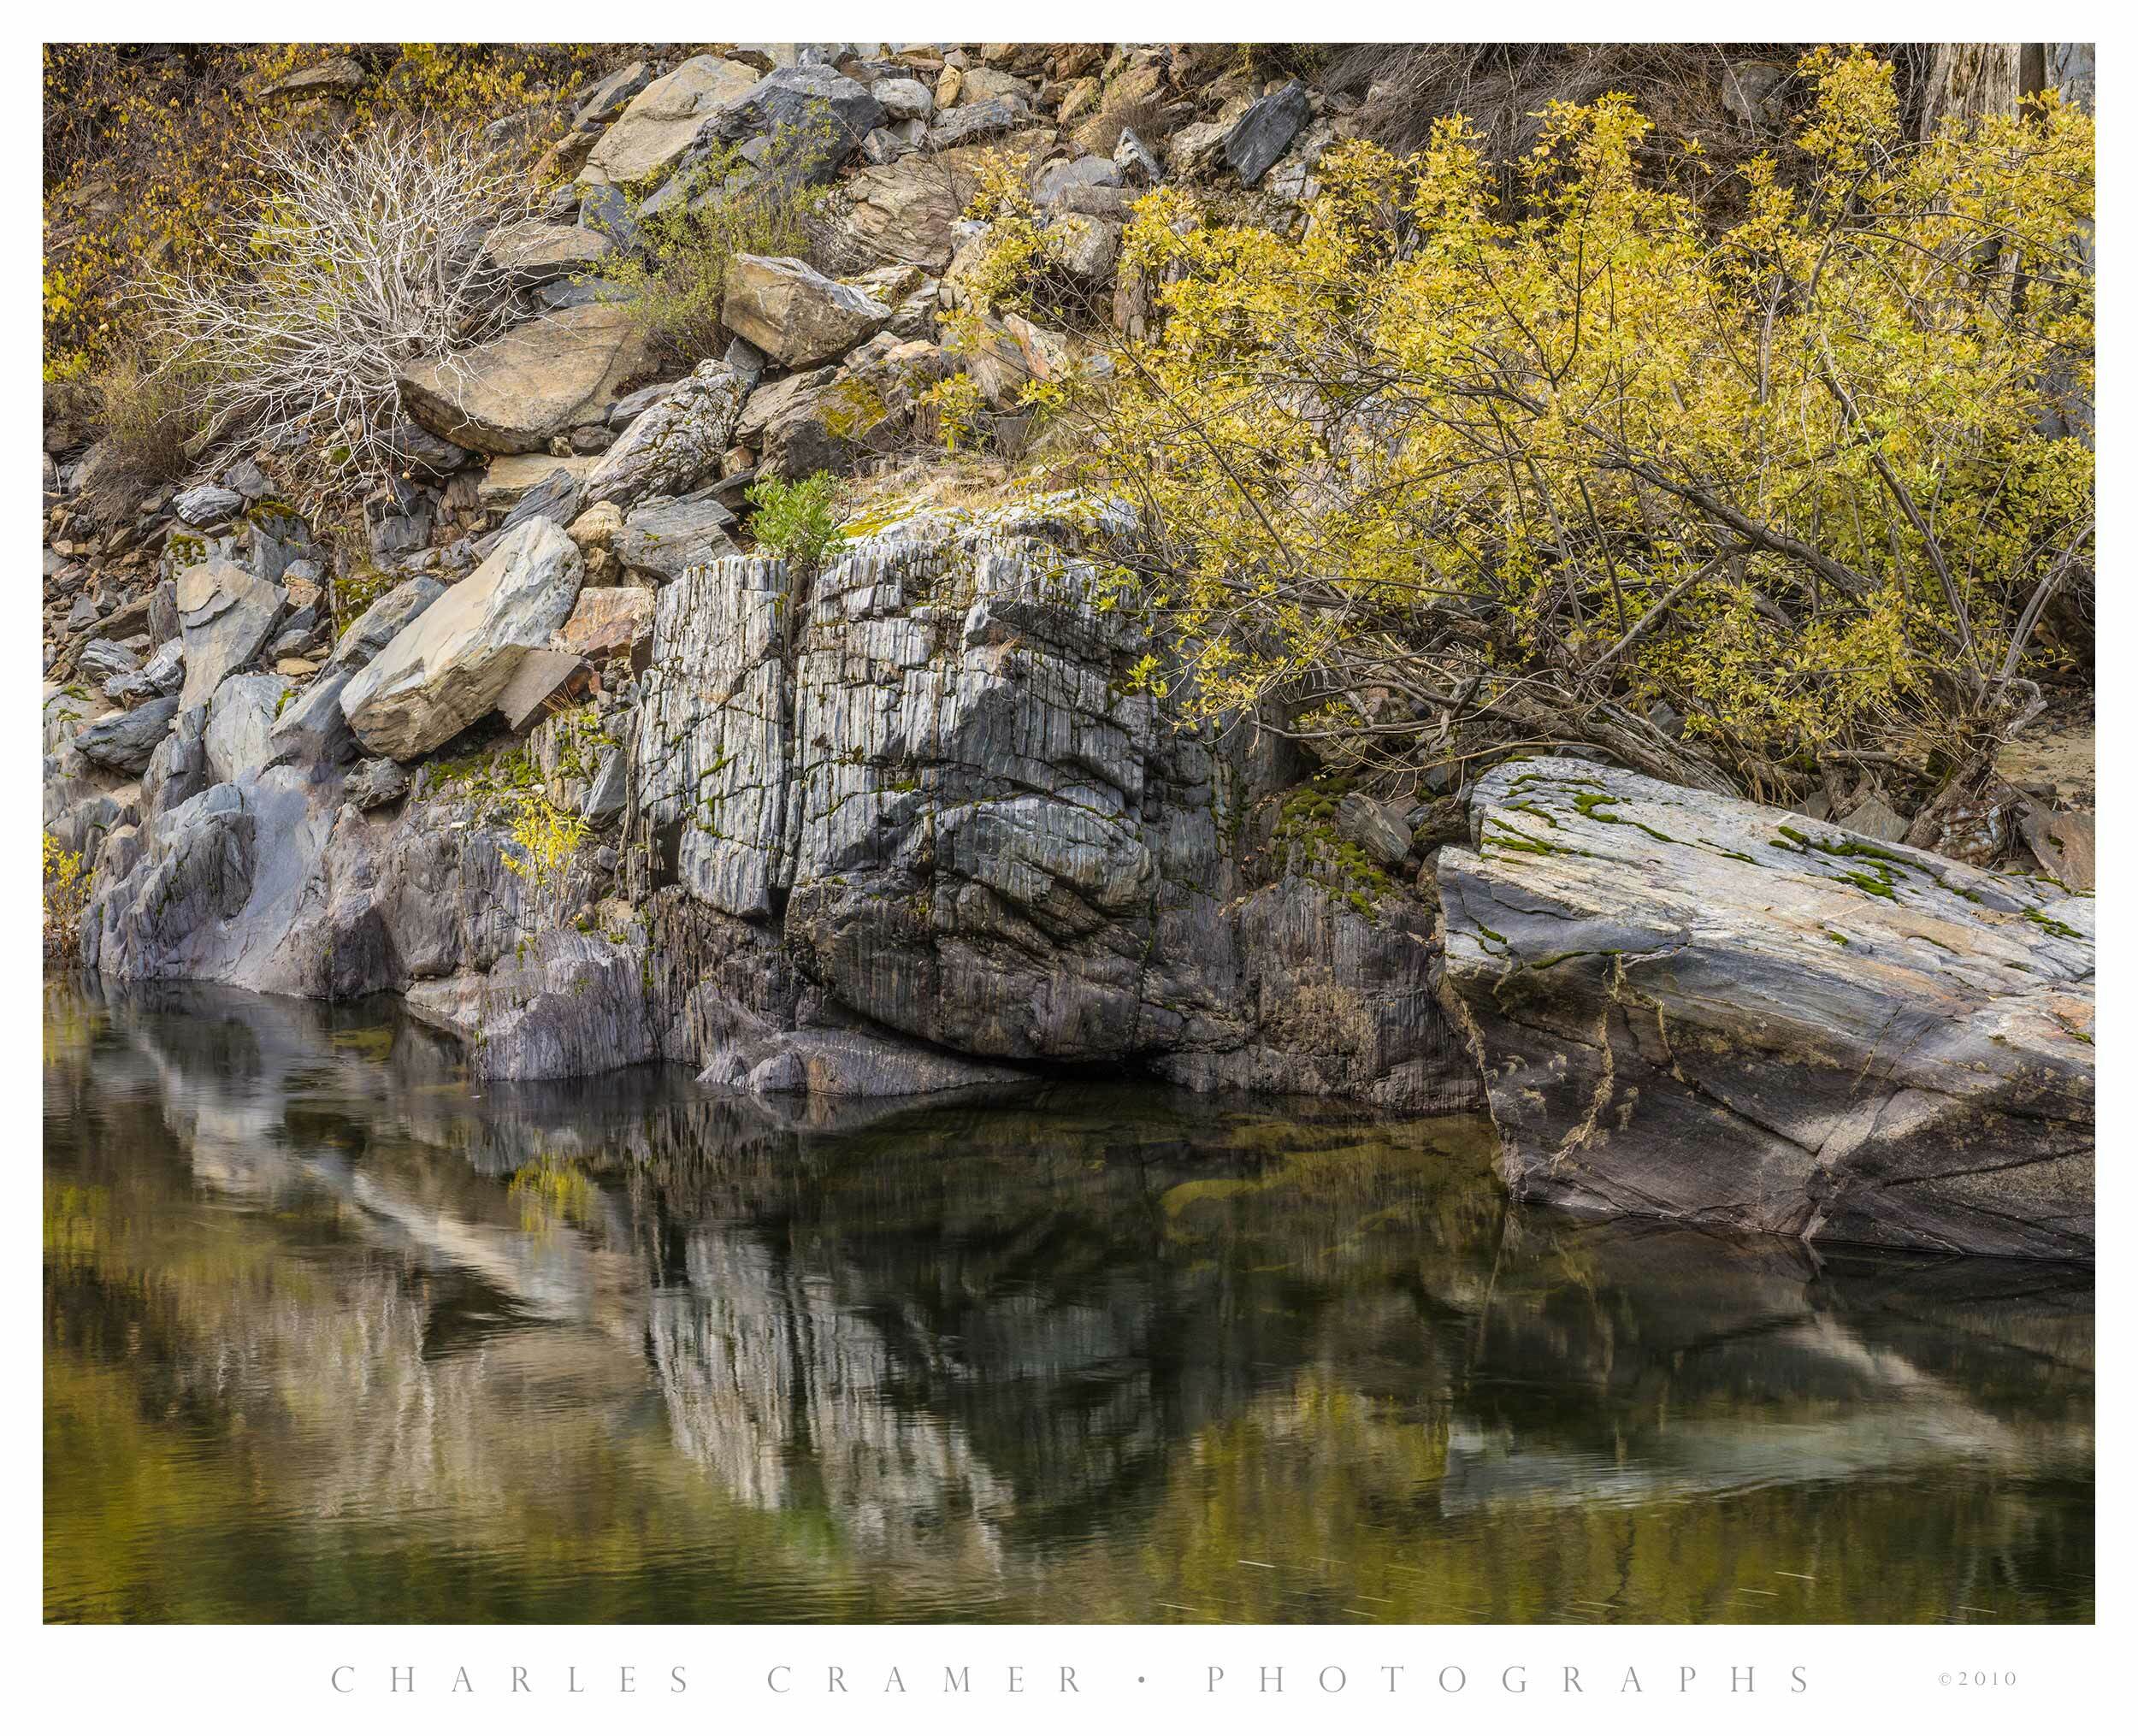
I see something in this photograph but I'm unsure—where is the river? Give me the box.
[44,978,2094,1623]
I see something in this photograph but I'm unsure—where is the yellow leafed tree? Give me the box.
[1077,47,2094,802]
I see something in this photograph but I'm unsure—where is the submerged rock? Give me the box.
[1437,759,2094,1261]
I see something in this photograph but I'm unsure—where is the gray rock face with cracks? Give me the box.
[629,503,1479,1103]
[1436,759,2094,1260]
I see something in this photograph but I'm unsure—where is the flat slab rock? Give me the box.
[1437,759,2094,1261]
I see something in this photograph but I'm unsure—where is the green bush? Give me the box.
[594,139,833,369]
[745,472,849,570]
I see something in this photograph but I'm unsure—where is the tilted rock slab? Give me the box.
[720,254,891,368]
[1437,759,2094,1260]
[583,357,748,509]
[341,517,585,760]
[397,304,652,455]
[580,55,760,187]
[176,558,283,710]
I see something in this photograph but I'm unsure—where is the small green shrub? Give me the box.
[594,135,834,369]
[745,472,849,570]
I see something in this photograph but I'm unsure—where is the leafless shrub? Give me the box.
[145,119,537,496]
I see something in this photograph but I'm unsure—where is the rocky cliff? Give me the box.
[41,41,2096,1260]
[1437,759,2094,1260]
[52,498,1479,1114]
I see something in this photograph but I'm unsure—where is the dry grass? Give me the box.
[89,346,211,487]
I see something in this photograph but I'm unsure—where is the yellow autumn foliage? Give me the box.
[1078,48,2094,793]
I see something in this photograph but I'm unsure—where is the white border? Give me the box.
[9,6,2126,1727]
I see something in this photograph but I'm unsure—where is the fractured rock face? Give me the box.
[341,518,585,759]
[204,672,291,785]
[397,304,653,456]
[616,493,742,582]
[635,553,791,918]
[584,358,749,509]
[625,502,1476,1104]
[1437,759,2094,1261]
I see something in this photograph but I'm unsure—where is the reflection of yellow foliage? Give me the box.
[508,1155,599,1233]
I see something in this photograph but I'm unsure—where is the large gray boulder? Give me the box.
[341,518,585,759]
[720,255,892,368]
[703,65,885,181]
[583,358,748,509]
[177,558,284,709]
[1437,759,2094,1261]
[396,304,653,455]
[581,54,759,186]
[1224,80,1311,185]
[75,697,180,774]
[204,672,290,785]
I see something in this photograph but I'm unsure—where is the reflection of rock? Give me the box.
[650,1231,1009,1568]
[50,977,2096,1620]
[404,928,661,1080]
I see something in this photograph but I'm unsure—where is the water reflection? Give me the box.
[44,979,2093,1624]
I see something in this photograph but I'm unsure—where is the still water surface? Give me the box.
[44,979,2094,1623]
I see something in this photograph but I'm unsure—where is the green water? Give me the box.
[44,978,2094,1624]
